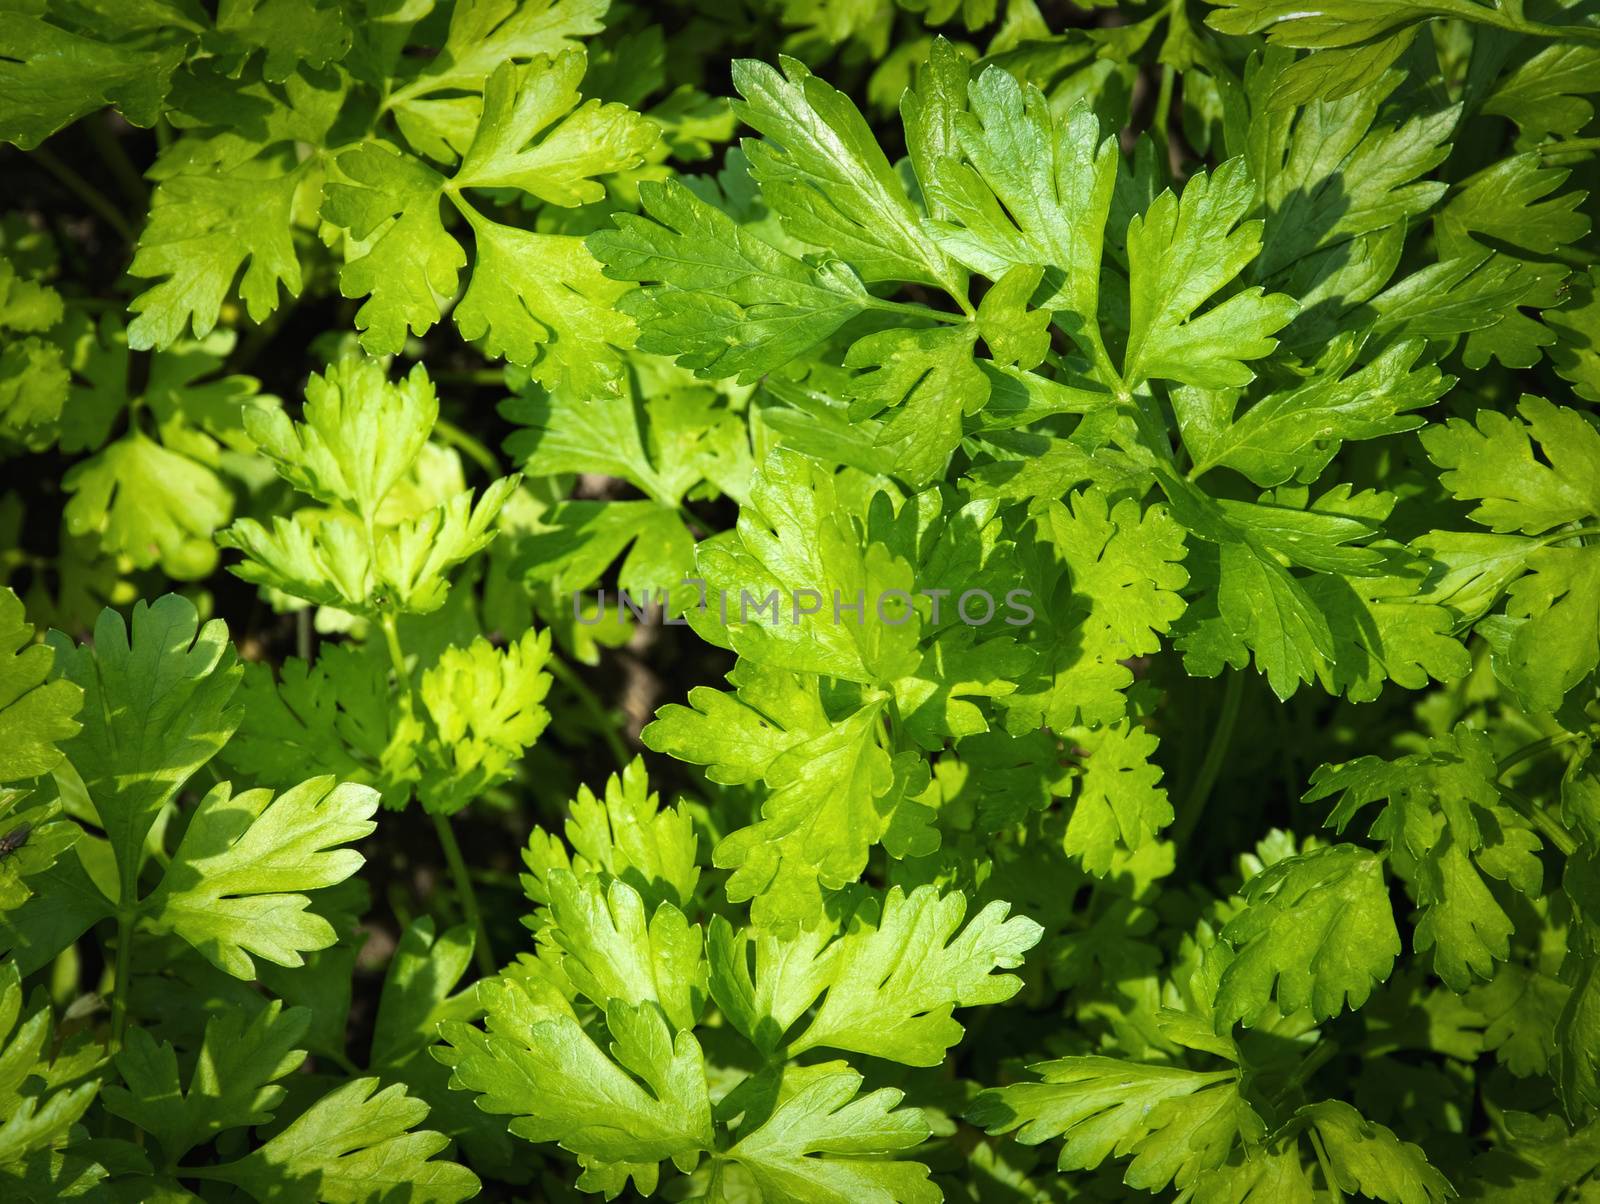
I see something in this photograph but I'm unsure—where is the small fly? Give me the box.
[0,824,32,860]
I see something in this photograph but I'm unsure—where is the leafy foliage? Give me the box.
[3,0,1600,1200]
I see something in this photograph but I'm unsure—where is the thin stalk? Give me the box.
[30,147,135,241]
[864,296,968,325]
[550,656,630,771]
[1497,730,1584,776]
[433,812,496,977]
[1539,137,1600,156]
[1541,525,1600,546]
[110,910,134,1050]
[1309,1129,1344,1203]
[1497,783,1577,856]
[434,415,502,478]
[1172,671,1244,846]
[379,613,410,699]
[86,117,147,208]
[1151,63,1176,167]
[1488,12,1600,42]
[431,369,510,387]
[1276,1038,1338,1102]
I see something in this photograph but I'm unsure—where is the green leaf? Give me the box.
[1308,724,1547,987]
[1123,158,1299,388]
[521,757,701,915]
[1004,487,1188,732]
[1207,0,1502,49]
[504,384,749,510]
[1437,153,1591,261]
[454,224,634,398]
[1163,476,1385,699]
[1061,720,1174,876]
[203,1077,479,1203]
[126,169,304,349]
[838,324,988,486]
[440,979,714,1196]
[103,1000,310,1165]
[710,696,896,927]
[0,589,81,784]
[927,78,1116,323]
[1468,963,1569,1077]
[0,11,186,149]
[46,595,242,901]
[1179,338,1448,487]
[223,643,418,810]
[1242,56,1455,295]
[323,145,462,354]
[969,1056,1252,1187]
[51,317,265,578]
[686,449,921,685]
[370,917,478,1071]
[1484,44,1600,140]
[62,432,234,579]
[721,1069,938,1204]
[418,630,552,815]
[251,352,437,521]
[0,961,100,1172]
[453,54,656,205]
[1422,395,1600,537]
[142,777,378,978]
[589,177,873,383]
[1420,396,1600,709]
[384,0,609,153]
[732,55,963,293]
[0,256,68,442]
[328,50,652,358]
[538,869,706,1032]
[1214,843,1399,1029]
[1297,1099,1454,1204]
[221,358,520,615]
[784,884,1041,1066]
[1371,251,1568,371]
[210,0,353,82]
[1548,267,1600,404]
[1460,1112,1600,1202]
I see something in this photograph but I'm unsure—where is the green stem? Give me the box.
[379,613,410,701]
[1539,137,1600,155]
[1151,63,1176,163]
[1172,671,1244,846]
[1309,1129,1344,1203]
[1542,525,1600,546]
[30,147,135,242]
[864,296,967,325]
[85,116,147,209]
[431,369,510,387]
[1497,731,1584,776]
[1276,1038,1337,1102]
[110,910,134,1050]
[434,415,502,478]
[1488,13,1600,42]
[550,657,630,771]
[433,812,496,977]
[1498,783,1577,856]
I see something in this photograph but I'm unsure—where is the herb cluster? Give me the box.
[3,0,1600,1200]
